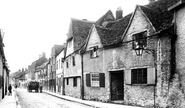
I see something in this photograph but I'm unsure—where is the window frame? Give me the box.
[132,31,147,50]
[72,56,75,66]
[131,68,147,84]
[90,73,100,87]
[73,77,77,87]
[66,78,69,85]
[90,46,98,58]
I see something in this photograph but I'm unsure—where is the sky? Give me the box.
[0,0,149,73]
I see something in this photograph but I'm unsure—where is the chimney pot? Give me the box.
[116,7,123,20]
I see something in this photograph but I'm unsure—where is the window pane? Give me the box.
[91,73,99,87]
[132,68,147,84]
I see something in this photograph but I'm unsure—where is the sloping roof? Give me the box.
[54,44,65,56]
[93,13,132,47]
[67,18,94,51]
[12,71,26,79]
[35,56,48,68]
[139,0,180,31]
[108,13,132,30]
[95,26,124,47]
[95,10,115,26]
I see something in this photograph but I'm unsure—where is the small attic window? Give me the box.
[132,31,147,49]
[90,46,98,58]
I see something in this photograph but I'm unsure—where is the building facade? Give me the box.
[56,45,65,94]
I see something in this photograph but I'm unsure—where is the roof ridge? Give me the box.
[71,18,95,23]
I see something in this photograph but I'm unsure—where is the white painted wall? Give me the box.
[56,49,64,75]
[66,39,74,56]
[86,25,103,51]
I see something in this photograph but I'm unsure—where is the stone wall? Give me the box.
[83,49,110,102]
[64,77,81,98]
[176,5,185,94]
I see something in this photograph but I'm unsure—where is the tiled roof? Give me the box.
[94,13,132,47]
[96,26,124,47]
[35,56,48,68]
[108,13,132,30]
[67,18,94,51]
[140,0,180,31]
[54,44,65,56]
[95,10,115,26]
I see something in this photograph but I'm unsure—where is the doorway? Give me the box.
[110,70,124,101]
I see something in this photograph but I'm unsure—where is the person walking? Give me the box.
[8,84,12,95]
[39,83,43,93]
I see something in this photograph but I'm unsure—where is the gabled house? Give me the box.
[64,18,93,98]
[34,53,48,82]
[81,11,131,102]
[113,0,176,107]
[81,0,182,107]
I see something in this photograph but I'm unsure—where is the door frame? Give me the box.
[109,69,124,101]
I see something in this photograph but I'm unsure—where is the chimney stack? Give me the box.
[116,7,123,20]
[42,52,46,57]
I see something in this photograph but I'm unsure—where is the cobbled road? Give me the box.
[16,88,93,108]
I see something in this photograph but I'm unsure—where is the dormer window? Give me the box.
[90,46,98,58]
[132,31,147,49]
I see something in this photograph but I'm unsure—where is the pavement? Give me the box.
[0,88,142,108]
[43,90,142,108]
[0,87,21,108]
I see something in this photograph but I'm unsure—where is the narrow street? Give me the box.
[16,88,93,108]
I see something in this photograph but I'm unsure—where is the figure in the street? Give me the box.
[39,83,43,93]
[8,84,12,95]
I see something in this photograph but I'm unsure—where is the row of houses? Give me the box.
[0,29,10,101]
[15,0,185,107]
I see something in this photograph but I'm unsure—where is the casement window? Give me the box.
[132,31,147,49]
[66,60,69,68]
[72,56,75,66]
[132,68,147,84]
[90,46,98,58]
[125,67,155,85]
[86,73,105,87]
[73,77,77,87]
[91,73,99,87]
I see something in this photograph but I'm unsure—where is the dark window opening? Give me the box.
[73,77,77,87]
[72,56,75,66]
[66,60,68,68]
[66,78,69,85]
[90,46,98,58]
[132,68,147,84]
[132,31,147,49]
